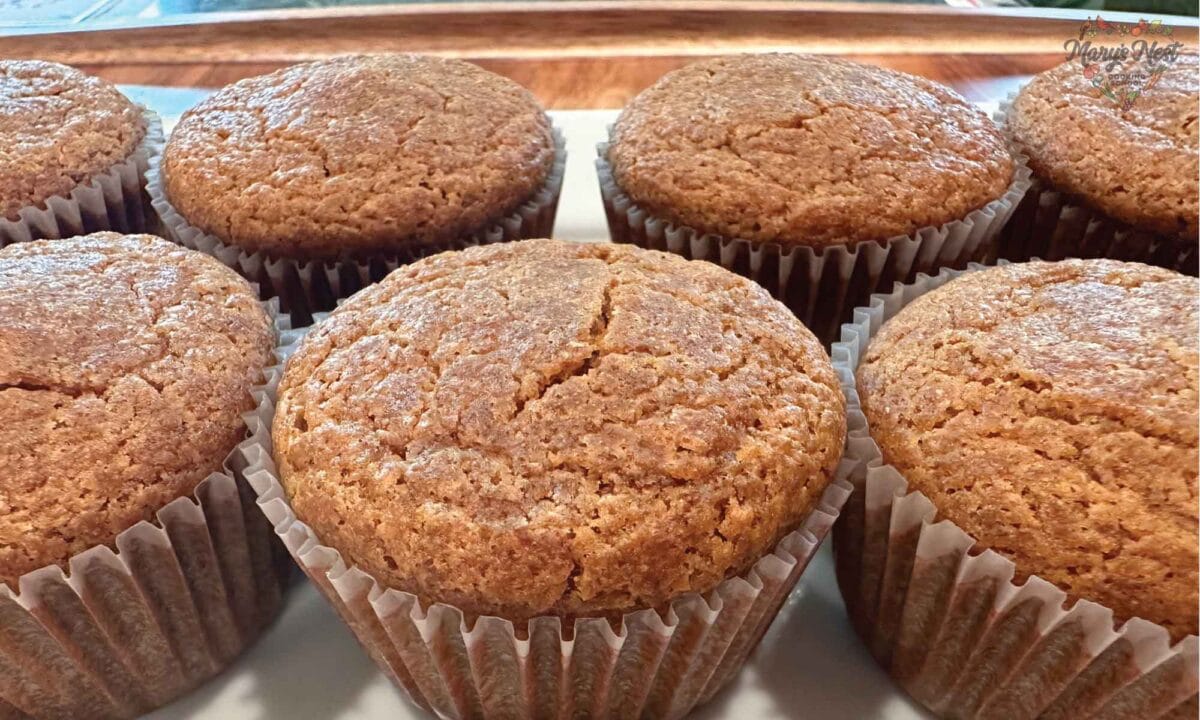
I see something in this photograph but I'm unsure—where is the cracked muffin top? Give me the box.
[273,239,846,621]
[1007,52,1198,239]
[0,61,147,223]
[606,53,1015,249]
[0,233,274,588]
[163,54,555,262]
[858,260,1199,639]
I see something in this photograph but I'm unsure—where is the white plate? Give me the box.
[133,88,955,720]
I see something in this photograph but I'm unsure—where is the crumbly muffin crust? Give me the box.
[163,55,555,262]
[1007,53,1198,239]
[858,260,1199,639]
[0,61,147,223]
[274,239,845,621]
[607,53,1015,249]
[0,233,274,587]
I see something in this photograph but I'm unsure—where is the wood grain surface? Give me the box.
[1,1,1196,107]
[76,53,1067,107]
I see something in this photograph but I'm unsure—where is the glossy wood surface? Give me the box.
[0,1,1196,107]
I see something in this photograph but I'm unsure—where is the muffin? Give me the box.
[259,239,850,718]
[598,53,1029,343]
[833,260,1198,719]
[150,54,565,326]
[1000,52,1199,275]
[0,233,283,719]
[0,61,161,246]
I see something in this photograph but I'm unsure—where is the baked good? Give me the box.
[1001,52,1198,273]
[606,53,1014,249]
[0,60,147,223]
[857,259,1199,640]
[1007,52,1198,240]
[599,53,1025,343]
[162,54,556,262]
[0,232,273,585]
[273,238,846,621]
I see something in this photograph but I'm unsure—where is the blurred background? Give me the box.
[0,0,1196,119]
[0,0,1197,28]
[0,0,1193,30]
[0,0,1194,108]
[0,2,1194,719]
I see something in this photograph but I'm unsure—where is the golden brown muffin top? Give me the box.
[163,55,555,262]
[1008,53,1199,239]
[858,260,1199,639]
[607,54,1015,249]
[0,61,147,223]
[0,233,274,588]
[274,239,846,621]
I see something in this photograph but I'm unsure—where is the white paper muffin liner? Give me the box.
[596,140,1032,345]
[829,265,1199,720]
[147,128,566,327]
[0,301,292,720]
[246,317,855,720]
[995,97,1198,276]
[0,109,164,249]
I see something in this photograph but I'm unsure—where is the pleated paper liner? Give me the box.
[0,109,164,249]
[994,97,1198,277]
[148,128,567,328]
[246,317,854,720]
[828,266,1199,720]
[595,141,1032,346]
[0,301,293,720]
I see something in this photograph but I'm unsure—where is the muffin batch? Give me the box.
[0,51,1196,720]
